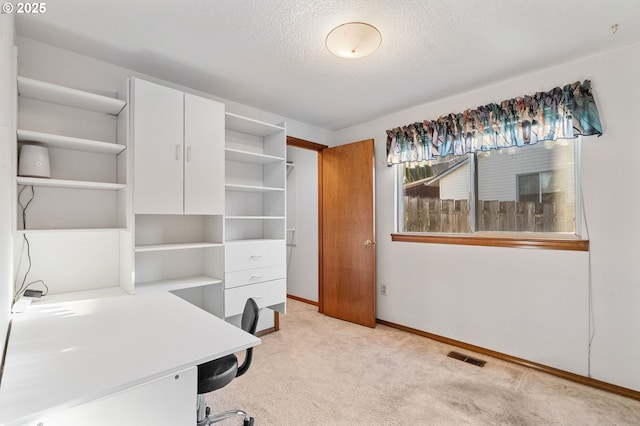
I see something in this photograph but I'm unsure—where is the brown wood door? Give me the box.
[321,139,376,327]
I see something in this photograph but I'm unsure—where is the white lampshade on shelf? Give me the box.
[18,144,51,178]
[326,22,382,59]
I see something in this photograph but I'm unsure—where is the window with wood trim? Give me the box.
[397,139,579,235]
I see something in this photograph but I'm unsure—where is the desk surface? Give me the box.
[0,292,260,425]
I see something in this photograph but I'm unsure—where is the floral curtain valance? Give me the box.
[385,80,602,165]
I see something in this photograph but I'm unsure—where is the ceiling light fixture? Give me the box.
[325,22,381,59]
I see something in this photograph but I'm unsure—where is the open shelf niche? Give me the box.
[16,76,128,231]
[13,76,131,298]
[224,112,286,243]
[134,214,224,295]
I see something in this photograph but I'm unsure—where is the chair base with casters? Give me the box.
[196,394,254,426]
[196,298,260,425]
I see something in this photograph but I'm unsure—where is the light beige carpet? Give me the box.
[209,299,640,425]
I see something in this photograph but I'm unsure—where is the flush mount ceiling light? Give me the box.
[325,22,382,59]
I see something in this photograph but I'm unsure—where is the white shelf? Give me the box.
[224,238,286,244]
[226,216,285,220]
[17,129,126,155]
[225,112,284,137]
[17,177,126,190]
[17,76,126,115]
[225,184,284,193]
[225,148,284,164]
[135,242,223,252]
[135,276,222,294]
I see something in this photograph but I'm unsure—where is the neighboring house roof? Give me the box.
[403,157,470,197]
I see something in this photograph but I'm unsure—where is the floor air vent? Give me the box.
[447,351,486,367]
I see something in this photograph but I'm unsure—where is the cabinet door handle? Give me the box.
[175,145,181,161]
[186,146,192,162]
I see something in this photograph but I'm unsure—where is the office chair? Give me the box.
[196,298,260,426]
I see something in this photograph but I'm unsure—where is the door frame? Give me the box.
[286,136,328,313]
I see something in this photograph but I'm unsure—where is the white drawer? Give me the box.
[225,264,286,289]
[225,240,285,272]
[224,279,286,317]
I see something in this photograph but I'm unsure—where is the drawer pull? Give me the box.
[249,255,263,259]
[249,274,265,280]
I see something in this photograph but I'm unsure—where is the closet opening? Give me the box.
[286,136,327,311]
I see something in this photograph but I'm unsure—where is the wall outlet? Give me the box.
[381,284,387,296]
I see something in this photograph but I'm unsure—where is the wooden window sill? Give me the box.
[391,233,589,251]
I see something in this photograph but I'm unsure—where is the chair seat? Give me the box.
[198,354,239,394]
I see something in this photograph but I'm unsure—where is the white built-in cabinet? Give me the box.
[14,77,132,296]
[131,78,224,215]
[13,75,286,321]
[224,113,287,316]
[130,78,225,308]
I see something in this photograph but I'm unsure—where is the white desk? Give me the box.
[0,292,260,425]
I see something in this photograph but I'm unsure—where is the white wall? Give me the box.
[286,146,319,302]
[0,14,15,360]
[335,43,640,392]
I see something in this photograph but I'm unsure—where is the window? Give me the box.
[398,140,578,235]
[517,171,565,203]
[400,154,471,233]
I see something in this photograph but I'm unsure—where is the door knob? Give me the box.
[364,239,373,246]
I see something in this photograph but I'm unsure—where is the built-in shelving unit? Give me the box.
[128,78,226,306]
[12,75,287,323]
[224,112,287,318]
[13,76,131,297]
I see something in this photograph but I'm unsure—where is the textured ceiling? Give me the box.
[14,0,640,130]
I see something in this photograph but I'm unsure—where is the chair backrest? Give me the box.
[241,297,260,335]
[237,297,260,377]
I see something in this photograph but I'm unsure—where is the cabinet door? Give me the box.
[184,93,225,215]
[133,78,184,214]
[32,367,196,425]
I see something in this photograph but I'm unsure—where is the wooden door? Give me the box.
[322,139,376,327]
[132,78,184,214]
[183,93,225,215]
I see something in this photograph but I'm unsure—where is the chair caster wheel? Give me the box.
[244,417,254,426]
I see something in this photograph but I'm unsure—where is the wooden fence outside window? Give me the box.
[403,197,575,233]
